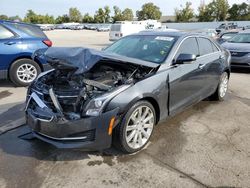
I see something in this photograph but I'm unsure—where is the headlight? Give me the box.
[84,85,131,116]
[85,98,106,116]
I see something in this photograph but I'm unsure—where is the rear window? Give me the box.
[198,38,214,56]
[111,24,121,32]
[7,23,47,38]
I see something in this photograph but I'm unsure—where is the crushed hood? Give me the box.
[33,47,159,74]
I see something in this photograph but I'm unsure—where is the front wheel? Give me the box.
[113,101,156,153]
[210,72,229,101]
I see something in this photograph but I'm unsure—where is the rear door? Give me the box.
[0,24,21,71]
[168,37,207,115]
[196,37,222,95]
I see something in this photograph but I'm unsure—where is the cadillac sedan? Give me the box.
[26,31,231,153]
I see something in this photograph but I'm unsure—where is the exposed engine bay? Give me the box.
[28,59,156,120]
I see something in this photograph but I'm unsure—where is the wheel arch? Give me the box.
[139,97,160,124]
[224,68,230,78]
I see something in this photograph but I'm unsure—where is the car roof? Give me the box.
[133,31,210,38]
[0,20,39,28]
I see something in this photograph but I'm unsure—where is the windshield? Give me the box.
[221,33,237,40]
[228,33,250,43]
[104,35,177,64]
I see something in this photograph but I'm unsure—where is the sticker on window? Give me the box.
[155,36,174,41]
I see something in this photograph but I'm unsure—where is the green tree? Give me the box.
[8,15,22,22]
[136,3,162,20]
[112,6,123,22]
[0,15,9,20]
[228,3,250,20]
[69,7,82,22]
[104,6,111,23]
[94,6,111,23]
[23,10,37,23]
[82,13,94,23]
[94,8,105,23]
[197,1,214,22]
[205,0,229,21]
[42,14,55,24]
[175,2,194,22]
[55,14,70,24]
[122,8,134,21]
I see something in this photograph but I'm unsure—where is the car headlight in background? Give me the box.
[84,85,131,116]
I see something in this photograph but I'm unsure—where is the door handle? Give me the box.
[198,64,206,69]
[4,41,16,45]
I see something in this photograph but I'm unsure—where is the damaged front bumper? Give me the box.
[25,92,119,150]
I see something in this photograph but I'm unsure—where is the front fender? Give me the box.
[106,70,169,120]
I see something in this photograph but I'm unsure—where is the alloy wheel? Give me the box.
[125,106,155,149]
[16,63,37,83]
[219,73,228,98]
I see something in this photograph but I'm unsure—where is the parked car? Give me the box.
[216,22,238,34]
[217,30,239,44]
[221,30,250,69]
[38,24,55,31]
[243,25,250,30]
[26,32,231,153]
[0,20,52,86]
[97,25,110,32]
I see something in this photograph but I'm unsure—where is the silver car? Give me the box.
[221,30,250,69]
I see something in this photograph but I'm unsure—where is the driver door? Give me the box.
[168,37,206,115]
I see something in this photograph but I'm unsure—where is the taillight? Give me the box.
[43,40,52,47]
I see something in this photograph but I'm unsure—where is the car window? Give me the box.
[6,23,47,38]
[197,38,214,56]
[228,33,250,43]
[211,41,219,52]
[0,25,14,39]
[221,33,237,40]
[176,37,199,58]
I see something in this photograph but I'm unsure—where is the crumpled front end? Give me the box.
[26,47,157,149]
[26,92,119,149]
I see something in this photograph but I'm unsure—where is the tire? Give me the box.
[210,72,229,101]
[9,59,41,87]
[113,100,156,153]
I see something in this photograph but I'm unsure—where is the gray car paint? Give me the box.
[221,42,250,67]
[107,33,230,122]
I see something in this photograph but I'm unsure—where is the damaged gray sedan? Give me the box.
[26,32,231,153]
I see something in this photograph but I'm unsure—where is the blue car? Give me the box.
[0,20,52,86]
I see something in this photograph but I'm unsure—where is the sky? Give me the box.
[1,0,247,18]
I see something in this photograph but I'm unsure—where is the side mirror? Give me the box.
[174,53,197,65]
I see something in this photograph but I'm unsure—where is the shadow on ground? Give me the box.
[231,67,250,74]
[0,80,16,88]
[0,100,213,164]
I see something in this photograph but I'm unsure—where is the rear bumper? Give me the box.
[26,107,119,150]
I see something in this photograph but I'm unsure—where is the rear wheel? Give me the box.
[9,59,41,87]
[113,101,156,153]
[210,72,229,101]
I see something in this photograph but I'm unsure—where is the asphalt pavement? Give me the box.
[0,30,250,188]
